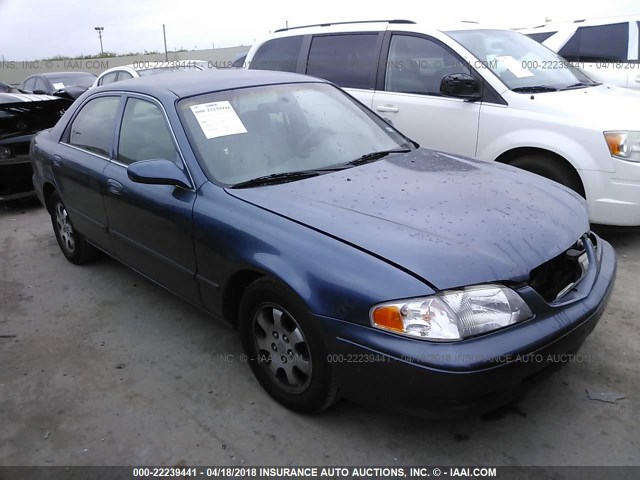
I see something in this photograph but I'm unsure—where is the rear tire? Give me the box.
[510,154,584,198]
[49,192,99,265]
[238,278,338,413]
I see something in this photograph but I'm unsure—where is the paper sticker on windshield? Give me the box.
[496,56,534,79]
[190,101,247,139]
[52,82,65,90]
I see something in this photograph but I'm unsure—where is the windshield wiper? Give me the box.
[230,170,320,189]
[512,85,559,93]
[348,148,412,166]
[560,82,602,90]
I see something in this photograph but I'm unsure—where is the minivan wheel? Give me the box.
[49,192,99,264]
[510,154,585,198]
[238,278,338,412]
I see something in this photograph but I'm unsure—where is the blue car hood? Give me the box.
[226,149,590,290]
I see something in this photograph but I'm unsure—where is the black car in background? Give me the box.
[20,72,96,100]
[0,91,71,201]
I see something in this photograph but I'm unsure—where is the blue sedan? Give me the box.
[30,70,616,415]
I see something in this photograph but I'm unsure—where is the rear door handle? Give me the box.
[376,105,399,113]
[634,75,640,84]
[53,155,62,167]
[106,179,123,195]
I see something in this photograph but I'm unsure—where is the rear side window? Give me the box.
[250,36,303,72]
[559,23,629,62]
[68,96,120,157]
[385,34,470,96]
[118,71,134,81]
[526,31,557,43]
[306,34,379,89]
[22,77,36,90]
[99,71,119,86]
[118,98,179,165]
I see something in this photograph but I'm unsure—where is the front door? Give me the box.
[372,33,481,157]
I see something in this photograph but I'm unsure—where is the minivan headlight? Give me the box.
[604,131,640,162]
[370,285,533,341]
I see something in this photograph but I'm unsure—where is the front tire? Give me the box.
[510,154,585,197]
[49,192,99,264]
[238,278,338,413]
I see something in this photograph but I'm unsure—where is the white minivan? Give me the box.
[245,20,640,226]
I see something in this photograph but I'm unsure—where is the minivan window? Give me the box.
[526,31,557,43]
[68,96,120,157]
[250,36,303,72]
[448,29,595,91]
[559,23,629,62]
[306,34,378,89]
[385,34,471,95]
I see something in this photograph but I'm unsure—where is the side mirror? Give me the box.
[127,159,191,190]
[440,73,481,101]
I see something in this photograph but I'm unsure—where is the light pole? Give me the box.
[94,27,104,55]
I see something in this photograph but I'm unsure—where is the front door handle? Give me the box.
[376,105,399,113]
[634,75,640,84]
[106,179,123,195]
[53,155,62,167]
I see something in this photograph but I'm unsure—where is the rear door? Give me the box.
[371,32,480,156]
[55,94,122,250]
[304,33,383,108]
[102,95,200,305]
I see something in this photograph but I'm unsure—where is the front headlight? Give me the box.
[604,131,640,162]
[370,285,533,341]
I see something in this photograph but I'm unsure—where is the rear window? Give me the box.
[250,36,303,72]
[559,23,629,62]
[525,31,557,43]
[306,34,379,89]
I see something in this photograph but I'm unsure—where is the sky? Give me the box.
[0,0,638,60]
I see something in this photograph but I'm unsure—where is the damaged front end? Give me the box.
[0,92,71,202]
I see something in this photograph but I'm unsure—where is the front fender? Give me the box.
[193,182,432,326]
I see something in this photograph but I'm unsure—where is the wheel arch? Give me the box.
[494,146,586,197]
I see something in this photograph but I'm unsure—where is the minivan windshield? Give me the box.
[447,29,598,92]
[178,82,412,186]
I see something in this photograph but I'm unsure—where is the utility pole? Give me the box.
[94,27,104,55]
[163,24,168,61]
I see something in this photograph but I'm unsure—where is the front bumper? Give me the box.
[315,237,616,417]
[583,157,640,226]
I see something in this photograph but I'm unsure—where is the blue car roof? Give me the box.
[95,69,324,99]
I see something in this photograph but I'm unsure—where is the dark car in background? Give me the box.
[20,72,96,100]
[1,91,70,201]
[30,70,615,416]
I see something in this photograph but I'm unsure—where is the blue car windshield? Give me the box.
[178,82,411,185]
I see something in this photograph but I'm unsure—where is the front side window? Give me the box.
[448,29,596,91]
[385,34,471,95]
[559,23,629,62]
[249,36,303,72]
[306,34,379,89]
[68,96,121,157]
[178,82,410,185]
[118,97,179,165]
[34,77,49,93]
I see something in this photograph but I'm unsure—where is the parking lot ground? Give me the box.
[0,200,638,467]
